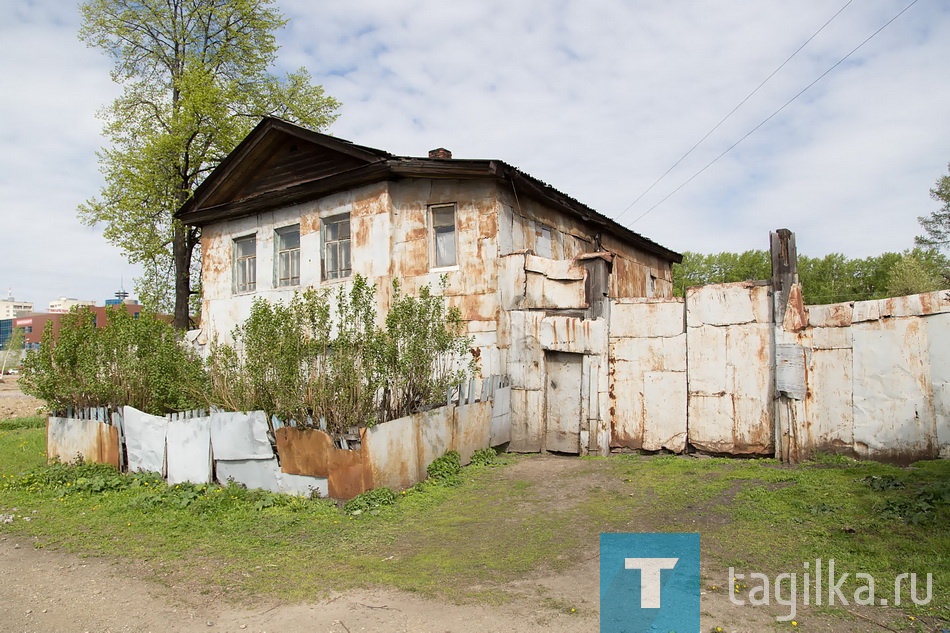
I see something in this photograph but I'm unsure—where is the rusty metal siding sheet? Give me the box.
[507,311,544,390]
[123,406,167,473]
[687,283,755,326]
[807,302,854,328]
[687,395,735,454]
[416,408,454,476]
[455,401,492,463]
[166,417,212,485]
[539,316,607,354]
[363,414,420,491]
[544,352,583,453]
[509,388,543,452]
[686,324,728,394]
[852,318,937,461]
[642,371,687,452]
[882,290,950,318]
[275,427,332,477]
[804,347,855,455]
[490,385,512,446]
[927,312,950,457]
[327,444,368,500]
[611,299,685,339]
[524,272,587,309]
[685,282,773,455]
[811,326,853,350]
[47,418,119,467]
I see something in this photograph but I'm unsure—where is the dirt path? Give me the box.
[0,454,928,632]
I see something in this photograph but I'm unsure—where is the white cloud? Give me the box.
[2,0,949,310]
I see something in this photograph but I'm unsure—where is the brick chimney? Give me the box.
[428,147,452,159]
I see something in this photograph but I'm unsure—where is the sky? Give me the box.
[1,0,948,311]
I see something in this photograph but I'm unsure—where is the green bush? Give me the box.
[342,487,397,515]
[470,447,497,466]
[205,276,474,433]
[19,306,207,415]
[426,450,462,486]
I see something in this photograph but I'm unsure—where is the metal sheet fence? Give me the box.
[46,375,510,499]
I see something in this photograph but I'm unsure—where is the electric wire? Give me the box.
[625,0,921,227]
[613,0,855,223]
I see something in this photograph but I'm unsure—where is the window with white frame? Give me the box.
[322,214,351,280]
[430,204,457,268]
[275,224,300,287]
[233,234,257,293]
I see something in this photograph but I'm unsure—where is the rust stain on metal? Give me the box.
[782,284,807,332]
[328,441,370,500]
[98,424,121,469]
[478,209,498,240]
[275,427,331,477]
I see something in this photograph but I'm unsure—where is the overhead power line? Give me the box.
[613,0,855,224]
[622,0,921,227]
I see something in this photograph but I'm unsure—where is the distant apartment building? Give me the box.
[16,303,144,349]
[0,295,33,320]
[48,297,96,314]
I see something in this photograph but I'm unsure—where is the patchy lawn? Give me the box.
[0,424,947,632]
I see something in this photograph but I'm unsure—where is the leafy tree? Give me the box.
[673,248,948,304]
[1,326,25,376]
[885,253,944,297]
[916,163,950,252]
[78,0,340,327]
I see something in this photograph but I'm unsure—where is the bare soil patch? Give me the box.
[0,453,934,632]
[0,375,44,420]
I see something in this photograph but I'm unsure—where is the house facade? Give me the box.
[177,117,681,455]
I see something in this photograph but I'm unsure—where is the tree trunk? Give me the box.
[173,220,192,330]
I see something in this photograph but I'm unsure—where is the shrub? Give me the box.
[205,276,474,433]
[19,306,207,415]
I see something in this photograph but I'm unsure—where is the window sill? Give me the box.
[430,265,460,273]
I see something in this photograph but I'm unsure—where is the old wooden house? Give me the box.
[177,117,682,456]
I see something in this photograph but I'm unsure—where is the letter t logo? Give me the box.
[624,558,679,608]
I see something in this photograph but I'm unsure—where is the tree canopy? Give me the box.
[78,0,340,327]
[672,248,948,304]
[916,163,950,252]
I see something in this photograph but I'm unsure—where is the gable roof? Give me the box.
[176,117,681,263]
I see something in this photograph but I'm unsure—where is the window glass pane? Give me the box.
[234,236,257,292]
[276,226,300,287]
[341,240,351,275]
[326,242,339,279]
[435,226,456,267]
[433,207,454,228]
[322,214,351,280]
[278,227,300,250]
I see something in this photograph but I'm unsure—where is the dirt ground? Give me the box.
[0,375,43,420]
[0,388,934,632]
[0,530,798,633]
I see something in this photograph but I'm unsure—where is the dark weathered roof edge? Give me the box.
[176,117,393,218]
[176,119,682,263]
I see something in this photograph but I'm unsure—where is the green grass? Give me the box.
[0,415,45,431]
[0,427,947,626]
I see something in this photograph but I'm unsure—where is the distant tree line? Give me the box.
[672,247,949,305]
